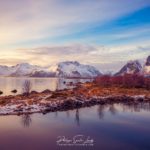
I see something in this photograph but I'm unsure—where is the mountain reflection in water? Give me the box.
[0,103,150,150]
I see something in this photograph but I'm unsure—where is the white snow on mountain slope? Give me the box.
[0,66,14,76]
[0,61,101,77]
[1,56,150,77]
[0,63,45,76]
[45,61,101,77]
[11,63,43,76]
[115,60,142,76]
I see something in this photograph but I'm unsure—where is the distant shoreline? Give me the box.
[0,76,94,79]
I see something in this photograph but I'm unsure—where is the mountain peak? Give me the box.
[145,55,150,66]
[144,56,150,75]
[0,61,101,77]
[127,60,141,65]
[54,61,101,77]
[115,60,142,76]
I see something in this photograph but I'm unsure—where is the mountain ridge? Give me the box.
[0,61,101,78]
[0,55,150,77]
[115,55,150,76]
[115,60,142,76]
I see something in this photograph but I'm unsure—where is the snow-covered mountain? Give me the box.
[11,63,44,76]
[115,60,142,76]
[31,61,101,77]
[0,63,43,77]
[1,56,150,77]
[0,66,13,76]
[0,61,101,78]
[56,61,101,77]
[143,56,150,75]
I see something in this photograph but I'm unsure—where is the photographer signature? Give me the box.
[56,134,94,146]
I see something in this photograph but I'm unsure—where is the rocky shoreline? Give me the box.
[0,83,150,115]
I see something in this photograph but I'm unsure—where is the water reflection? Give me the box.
[54,111,58,118]
[75,109,80,126]
[1,102,150,150]
[55,78,62,91]
[19,103,150,128]
[97,104,118,120]
[121,102,150,113]
[21,114,32,128]
[66,110,70,118]
[109,104,117,115]
[97,105,105,119]
[0,77,91,96]
[97,103,150,120]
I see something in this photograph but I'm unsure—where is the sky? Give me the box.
[0,0,150,72]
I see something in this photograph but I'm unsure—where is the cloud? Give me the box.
[9,42,148,72]
[0,41,149,73]
[0,0,149,47]
[0,0,150,72]
[23,44,96,56]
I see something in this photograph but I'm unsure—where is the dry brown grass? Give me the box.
[83,82,150,97]
[27,99,34,105]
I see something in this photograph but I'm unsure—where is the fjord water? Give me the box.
[0,77,91,96]
[0,103,150,150]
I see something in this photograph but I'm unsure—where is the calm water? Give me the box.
[0,103,150,150]
[0,77,91,96]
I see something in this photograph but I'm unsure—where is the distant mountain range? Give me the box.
[115,55,150,76]
[0,56,149,78]
[0,61,101,78]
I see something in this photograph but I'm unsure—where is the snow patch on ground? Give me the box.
[0,95,149,115]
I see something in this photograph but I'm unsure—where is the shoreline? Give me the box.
[1,95,150,116]
[0,82,150,116]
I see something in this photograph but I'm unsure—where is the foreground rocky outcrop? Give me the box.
[0,83,150,115]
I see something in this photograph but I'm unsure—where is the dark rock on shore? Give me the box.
[30,91,39,94]
[41,89,52,94]
[11,89,17,93]
[0,91,3,95]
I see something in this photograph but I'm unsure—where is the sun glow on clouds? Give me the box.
[1,43,148,73]
[0,0,150,72]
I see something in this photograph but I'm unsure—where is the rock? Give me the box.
[25,107,31,111]
[61,100,74,109]
[0,91,3,95]
[42,107,52,114]
[14,108,23,112]
[67,82,74,86]
[41,89,52,94]
[30,91,39,94]
[74,100,83,107]
[11,89,17,93]
[136,97,144,102]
